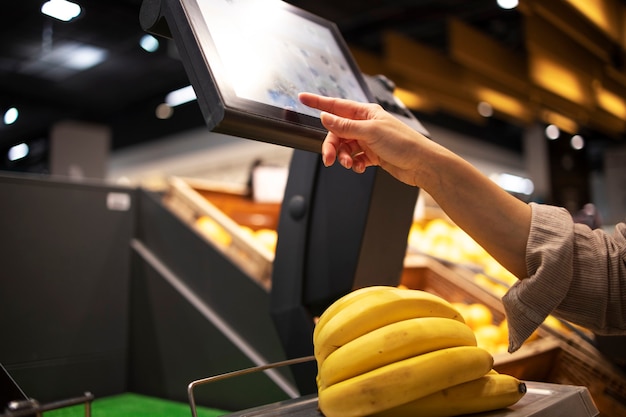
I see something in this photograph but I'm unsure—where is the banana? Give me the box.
[372,372,527,417]
[319,317,476,389]
[317,346,493,417]
[313,286,396,344]
[314,287,464,364]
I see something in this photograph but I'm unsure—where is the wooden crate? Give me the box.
[402,255,557,370]
[402,254,626,417]
[163,177,279,289]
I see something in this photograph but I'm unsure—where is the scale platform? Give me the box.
[188,357,599,417]
[222,382,598,417]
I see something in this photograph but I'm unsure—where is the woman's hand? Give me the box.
[299,92,431,187]
[299,91,531,280]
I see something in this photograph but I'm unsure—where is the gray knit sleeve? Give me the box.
[503,203,626,352]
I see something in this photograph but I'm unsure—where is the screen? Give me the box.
[196,0,369,116]
[154,0,374,152]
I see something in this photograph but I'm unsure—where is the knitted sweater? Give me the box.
[502,203,626,352]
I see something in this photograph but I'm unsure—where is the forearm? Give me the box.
[417,144,531,279]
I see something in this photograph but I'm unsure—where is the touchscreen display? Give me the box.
[141,0,374,151]
[195,0,369,118]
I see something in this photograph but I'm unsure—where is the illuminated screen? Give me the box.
[196,0,369,116]
[163,0,373,152]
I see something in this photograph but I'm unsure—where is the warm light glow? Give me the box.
[542,111,579,134]
[564,0,615,37]
[595,85,626,119]
[530,57,587,105]
[41,0,81,22]
[394,88,428,110]
[476,88,528,120]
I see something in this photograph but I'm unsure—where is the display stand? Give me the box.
[270,151,418,393]
[139,0,421,396]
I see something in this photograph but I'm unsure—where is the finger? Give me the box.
[321,132,340,167]
[319,110,378,148]
[299,92,371,120]
[351,153,370,174]
[337,140,362,169]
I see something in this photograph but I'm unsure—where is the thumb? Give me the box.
[320,111,360,139]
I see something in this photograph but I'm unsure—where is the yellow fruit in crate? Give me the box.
[464,303,494,330]
[424,218,453,237]
[195,216,232,248]
[422,219,453,255]
[239,225,255,238]
[542,315,569,334]
[473,273,508,297]
[255,228,278,252]
[498,319,510,345]
[407,222,424,250]
[474,324,503,352]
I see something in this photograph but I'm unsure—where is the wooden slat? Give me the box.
[522,0,619,63]
[449,18,530,95]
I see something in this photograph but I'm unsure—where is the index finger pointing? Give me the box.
[299,92,371,120]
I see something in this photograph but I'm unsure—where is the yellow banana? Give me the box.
[317,346,493,417]
[319,317,476,388]
[314,288,464,364]
[372,372,527,417]
[313,286,394,344]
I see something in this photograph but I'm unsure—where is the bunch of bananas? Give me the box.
[313,286,527,417]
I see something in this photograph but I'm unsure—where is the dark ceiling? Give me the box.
[0,0,622,173]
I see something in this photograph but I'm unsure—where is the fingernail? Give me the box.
[321,112,334,127]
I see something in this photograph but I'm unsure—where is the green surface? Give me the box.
[43,392,229,417]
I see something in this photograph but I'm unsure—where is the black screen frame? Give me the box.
[147,0,375,153]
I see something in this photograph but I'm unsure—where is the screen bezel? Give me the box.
[168,0,375,153]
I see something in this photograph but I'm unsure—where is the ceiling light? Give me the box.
[545,124,560,140]
[19,41,108,79]
[490,173,534,195]
[155,103,174,119]
[165,85,197,107]
[477,101,493,117]
[570,134,585,150]
[8,143,29,161]
[3,107,18,125]
[41,0,82,22]
[63,45,108,70]
[497,0,519,10]
[140,34,160,53]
